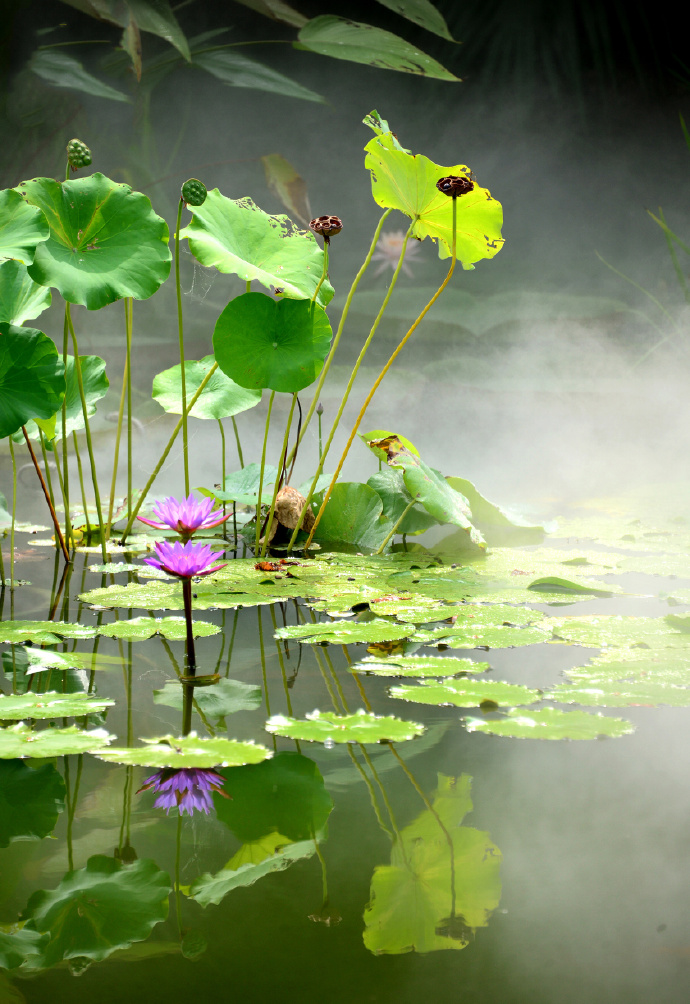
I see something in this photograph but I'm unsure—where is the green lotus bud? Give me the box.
[181,179,207,207]
[66,138,92,170]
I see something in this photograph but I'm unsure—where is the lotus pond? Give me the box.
[2,97,690,1003]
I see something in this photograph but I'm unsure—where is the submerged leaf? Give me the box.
[153,678,262,716]
[0,760,65,848]
[189,838,315,908]
[265,709,425,743]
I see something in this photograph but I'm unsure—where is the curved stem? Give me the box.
[286,216,415,553]
[38,431,56,513]
[260,393,297,557]
[119,363,218,544]
[72,432,91,536]
[376,498,416,554]
[231,415,244,468]
[175,199,190,495]
[126,297,133,522]
[306,199,458,549]
[8,438,17,587]
[106,321,129,540]
[61,311,72,545]
[254,391,275,554]
[21,427,70,562]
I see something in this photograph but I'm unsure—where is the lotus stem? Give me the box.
[126,297,133,520]
[106,319,129,541]
[286,216,415,553]
[311,239,329,305]
[38,431,57,514]
[119,363,219,544]
[21,426,70,563]
[257,607,276,751]
[182,577,197,676]
[305,198,458,549]
[218,418,227,532]
[72,433,91,536]
[231,415,244,468]
[317,405,323,461]
[8,438,17,587]
[0,521,5,585]
[175,199,190,495]
[255,391,275,554]
[61,310,72,546]
[65,303,107,561]
[375,498,417,554]
[260,393,297,558]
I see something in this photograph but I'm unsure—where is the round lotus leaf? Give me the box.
[16,173,171,309]
[265,709,425,743]
[213,292,332,393]
[0,724,114,759]
[0,260,51,324]
[152,354,261,419]
[389,678,541,708]
[0,323,65,439]
[95,733,272,768]
[464,708,635,740]
[0,188,49,263]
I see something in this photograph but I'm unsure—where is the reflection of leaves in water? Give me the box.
[363,774,501,954]
[189,837,316,908]
[0,760,65,848]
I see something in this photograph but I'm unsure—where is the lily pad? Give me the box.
[0,323,65,439]
[274,619,412,645]
[213,292,332,393]
[0,724,114,758]
[312,482,394,551]
[464,707,635,740]
[153,678,262,716]
[549,679,690,707]
[353,655,490,677]
[189,838,315,908]
[0,259,51,324]
[95,732,271,768]
[390,678,541,708]
[0,187,49,263]
[0,620,97,644]
[98,616,220,641]
[17,173,171,309]
[181,191,333,305]
[0,691,114,721]
[152,354,262,420]
[265,709,425,743]
[0,760,65,848]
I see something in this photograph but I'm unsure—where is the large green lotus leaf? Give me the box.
[0,323,65,439]
[0,259,51,323]
[207,462,280,504]
[0,760,65,848]
[153,354,262,420]
[464,707,635,740]
[0,691,114,721]
[181,191,333,305]
[98,615,220,641]
[363,774,502,954]
[390,678,541,708]
[445,476,544,546]
[298,15,458,80]
[363,130,503,266]
[354,655,490,677]
[0,188,49,263]
[17,174,171,309]
[0,927,47,971]
[274,619,412,645]
[312,482,394,551]
[0,724,114,759]
[0,620,96,644]
[95,732,271,768]
[213,292,332,393]
[548,679,690,707]
[29,49,131,102]
[189,837,315,908]
[20,855,170,968]
[24,353,109,444]
[214,751,333,842]
[367,467,439,536]
[415,623,549,649]
[193,48,326,103]
[265,709,424,743]
[153,678,262,716]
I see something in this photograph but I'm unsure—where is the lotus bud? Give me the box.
[316,401,324,415]
[309,215,343,239]
[66,138,92,171]
[436,175,474,197]
[181,178,207,207]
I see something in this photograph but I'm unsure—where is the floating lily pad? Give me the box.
[0,760,65,848]
[390,678,541,708]
[153,354,262,420]
[153,678,262,716]
[464,707,635,740]
[0,259,51,324]
[0,620,97,644]
[549,679,690,707]
[274,620,412,645]
[0,724,114,759]
[353,655,490,677]
[549,615,676,649]
[265,709,424,743]
[0,691,114,721]
[95,732,271,768]
[189,837,315,908]
[415,623,549,649]
[98,616,220,641]
[564,648,690,685]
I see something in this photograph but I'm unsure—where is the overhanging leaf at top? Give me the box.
[298,15,458,81]
[0,260,51,324]
[180,191,333,305]
[59,0,191,61]
[16,174,171,309]
[193,49,326,104]
[29,49,131,103]
[363,127,504,267]
[374,0,455,40]
[230,0,308,27]
[153,355,261,420]
[0,323,65,440]
[0,188,49,264]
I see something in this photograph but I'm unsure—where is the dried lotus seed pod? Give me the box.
[309,215,343,238]
[436,175,474,197]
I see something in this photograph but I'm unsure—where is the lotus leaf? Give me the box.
[549,679,690,707]
[390,678,541,708]
[445,476,544,545]
[29,49,131,103]
[311,482,394,551]
[265,709,425,743]
[0,760,65,848]
[274,619,412,645]
[464,707,635,740]
[22,353,109,443]
[0,619,96,644]
[0,323,65,439]
[189,838,315,908]
[153,354,262,419]
[367,467,438,536]
[374,0,454,39]
[0,188,49,263]
[0,927,46,971]
[153,678,261,716]
[95,732,271,768]
[193,48,325,103]
[353,655,490,677]
[98,616,220,641]
[415,623,550,649]
[0,724,114,759]
[207,462,280,505]
[0,691,114,721]
[0,259,51,324]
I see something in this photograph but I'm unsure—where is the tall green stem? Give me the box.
[375,498,416,554]
[126,297,133,521]
[260,393,297,557]
[254,391,275,554]
[305,198,459,550]
[311,239,329,304]
[182,578,196,677]
[219,419,227,534]
[286,217,415,553]
[65,303,107,561]
[106,300,130,539]
[8,438,17,588]
[61,311,72,545]
[72,432,92,536]
[38,432,56,514]
[175,199,190,495]
[231,415,244,467]
[21,427,70,562]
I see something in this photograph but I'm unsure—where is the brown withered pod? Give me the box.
[436,175,474,197]
[309,215,343,242]
[260,486,315,546]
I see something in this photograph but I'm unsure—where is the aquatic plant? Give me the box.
[137,767,228,816]
[137,495,230,541]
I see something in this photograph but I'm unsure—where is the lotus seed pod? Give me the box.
[66,138,92,170]
[436,175,474,197]
[309,215,343,238]
[181,179,207,207]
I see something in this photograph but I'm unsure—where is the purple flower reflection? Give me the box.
[137,767,228,816]
[138,495,230,540]
[144,539,226,579]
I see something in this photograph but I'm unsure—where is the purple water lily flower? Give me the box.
[138,495,230,541]
[144,539,227,579]
[137,767,228,816]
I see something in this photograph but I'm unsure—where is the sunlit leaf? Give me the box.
[528,576,613,597]
[153,354,261,420]
[0,724,114,759]
[367,467,439,536]
[0,691,114,721]
[0,760,65,848]
[298,15,458,80]
[0,619,96,644]
[29,49,131,103]
[549,679,690,707]
[353,655,490,677]
[0,260,51,324]
[265,709,425,743]
[312,482,394,551]
[193,49,325,103]
[153,678,262,716]
[415,622,549,649]
[23,353,109,444]
[98,615,220,641]
[390,678,541,708]
[464,707,635,740]
[95,732,271,768]
[274,619,411,645]
[0,323,65,439]
[181,190,332,305]
[446,476,544,545]
[262,153,311,224]
[0,189,48,265]
[374,0,454,40]
[17,173,171,309]
[189,838,315,907]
